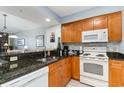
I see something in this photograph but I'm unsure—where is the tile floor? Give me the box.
[66,79,92,87]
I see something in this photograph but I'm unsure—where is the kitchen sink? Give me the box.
[36,57,59,63]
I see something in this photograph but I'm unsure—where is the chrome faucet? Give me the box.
[44,46,46,58]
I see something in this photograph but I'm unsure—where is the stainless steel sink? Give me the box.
[36,57,59,63]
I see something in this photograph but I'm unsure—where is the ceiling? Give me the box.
[48,6,96,17]
[0,6,60,33]
[0,6,96,33]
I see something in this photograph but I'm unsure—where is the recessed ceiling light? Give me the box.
[0,34,2,37]
[45,18,51,22]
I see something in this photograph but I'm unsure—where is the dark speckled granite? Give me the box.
[0,54,80,85]
[107,52,124,60]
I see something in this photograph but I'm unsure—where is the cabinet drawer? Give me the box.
[49,59,66,72]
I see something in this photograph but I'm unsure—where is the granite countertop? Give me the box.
[107,52,124,61]
[0,54,79,85]
[0,51,44,57]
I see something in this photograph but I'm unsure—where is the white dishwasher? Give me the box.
[1,66,48,87]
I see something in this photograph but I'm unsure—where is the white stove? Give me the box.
[80,47,108,87]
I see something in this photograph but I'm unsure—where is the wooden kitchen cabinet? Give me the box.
[93,15,108,30]
[109,60,124,87]
[62,21,83,43]
[108,12,122,42]
[83,18,94,31]
[61,23,73,43]
[83,15,108,31]
[49,56,80,87]
[65,57,72,83]
[71,56,80,80]
[49,59,64,87]
[49,65,65,87]
[61,12,122,43]
[48,58,71,87]
[73,21,83,42]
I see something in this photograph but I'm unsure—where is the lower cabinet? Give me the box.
[48,56,79,87]
[71,56,80,80]
[48,57,72,87]
[109,60,124,87]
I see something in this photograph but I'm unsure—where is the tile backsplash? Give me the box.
[107,42,120,52]
[63,42,121,53]
[63,43,82,50]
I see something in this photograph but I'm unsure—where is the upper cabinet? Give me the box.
[61,11,122,43]
[93,15,108,30]
[73,21,83,42]
[83,15,108,31]
[61,21,83,43]
[61,23,73,43]
[108,12,122,42]
[83,18,93,31]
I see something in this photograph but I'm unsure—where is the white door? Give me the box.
[22,73,48,87]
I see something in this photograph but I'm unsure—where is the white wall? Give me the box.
[16,26,45,49]
[44,24,61,50]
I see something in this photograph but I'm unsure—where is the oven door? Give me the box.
[80,58,108,81]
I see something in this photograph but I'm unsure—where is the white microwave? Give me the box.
[82,29,108,43]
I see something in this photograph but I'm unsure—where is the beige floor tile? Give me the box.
[66,79,91,87]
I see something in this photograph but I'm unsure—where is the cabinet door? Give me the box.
[56,67,64,87]
[49,70,57,87]
[108,12,122,42]
[83,18,93,31]
[73,21,83,42]
[122,68,124,86]
[71,56,80,80]
[93,15,108,30]
[61,23,73,43]
[109,60,123,87]
[23,73,48,87]
[49,59,67,87]
[65,58,72,84]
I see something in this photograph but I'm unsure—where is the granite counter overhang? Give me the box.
[107,52,124,61]
[0,54,79,85]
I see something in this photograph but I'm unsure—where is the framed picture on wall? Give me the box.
[50,32,55,43]
[36,35,44,47]
[17,38,25,46]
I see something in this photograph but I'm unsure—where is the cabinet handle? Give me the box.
[111,65,122,69]
[111,63,121,66]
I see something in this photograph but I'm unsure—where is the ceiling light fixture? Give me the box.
[9,34,18,39]
[45,18,51,22]
[0,14,18,39]
[1,14,7,32]
[0,34,2,37]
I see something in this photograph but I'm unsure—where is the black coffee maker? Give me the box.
[63,46,69,56]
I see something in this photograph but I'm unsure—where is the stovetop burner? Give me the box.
[83,53,91,56]
[96,54,105,57]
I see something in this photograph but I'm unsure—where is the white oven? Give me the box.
[82,29,108,43]
[80,47,109,86]
[80,56,108,86]
[80,57,108,81]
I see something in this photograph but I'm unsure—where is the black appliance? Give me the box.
[63,46,69,56]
